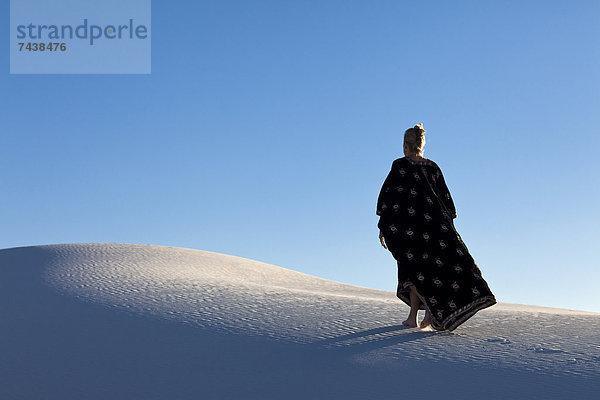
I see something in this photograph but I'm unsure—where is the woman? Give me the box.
[376,123,496,331]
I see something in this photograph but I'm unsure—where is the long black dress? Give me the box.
[377,156,496,331]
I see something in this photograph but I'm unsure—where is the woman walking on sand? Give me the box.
[376,123,496,331]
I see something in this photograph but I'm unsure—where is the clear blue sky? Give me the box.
[2,1,599,312]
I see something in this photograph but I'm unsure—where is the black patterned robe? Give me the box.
[377,156,496,331]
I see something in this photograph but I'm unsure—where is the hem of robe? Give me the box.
[396,283,497,331]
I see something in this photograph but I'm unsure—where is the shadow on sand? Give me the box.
[311,324,440,355]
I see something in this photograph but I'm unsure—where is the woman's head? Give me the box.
[403,123,426,156]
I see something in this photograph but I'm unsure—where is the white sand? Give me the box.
[2,243,599,399]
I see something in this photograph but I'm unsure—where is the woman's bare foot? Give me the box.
[402,286,421,328]
[420,311,432,329]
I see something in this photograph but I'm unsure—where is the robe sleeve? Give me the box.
[376,160,398,227]
[433,165,457,219]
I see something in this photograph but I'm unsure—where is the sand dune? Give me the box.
[2,243,599,399]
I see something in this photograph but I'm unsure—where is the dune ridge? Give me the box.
[2,243,599,399]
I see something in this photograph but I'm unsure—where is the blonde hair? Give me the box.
[404,123,426,156]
